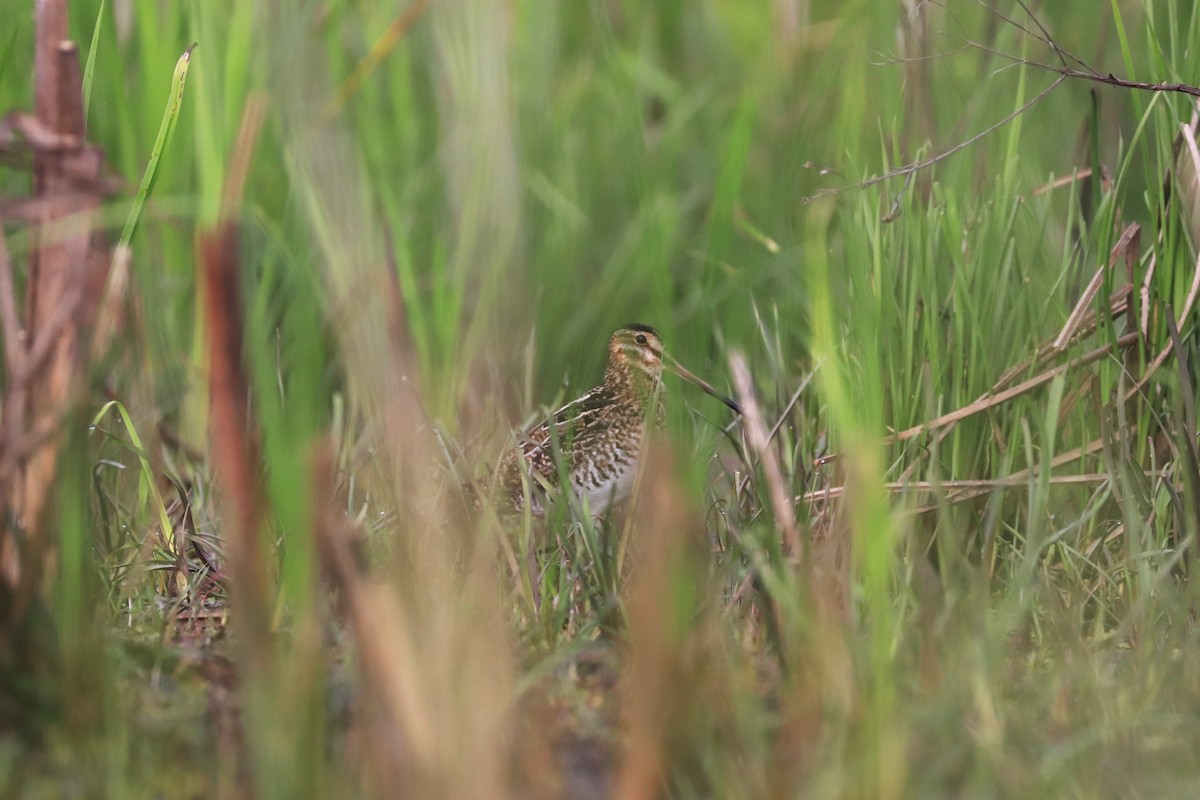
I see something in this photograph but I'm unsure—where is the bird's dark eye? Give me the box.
[635,334,648,345]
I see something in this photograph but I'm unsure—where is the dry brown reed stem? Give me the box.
[811,111,1200,516]
[878,331,1139,449]
[1121,125,1200,401]
[373,446,512,798]
[809,230,1154,510]
[279,84,512,800]
[1051,224,1140,352]
[197,75,275,644]
[311,442,428,791]
[90,243,130,360]
[730,350,802,559]
[268,11,518,788]
[865,224,1144,494]
[325,0,431,119]
[615,445,706,800]
[801,470,1162,504]
[733,366,818,502]
[1177,103,1200,246]
[768,589,856,797]
[221,93,268,221]
[200,223,272,657]
[1,0,110,633]
[313,421,512,797]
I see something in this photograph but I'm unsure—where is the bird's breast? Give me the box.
[569,422,646,514]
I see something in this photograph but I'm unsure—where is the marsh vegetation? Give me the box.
[2,1,1200,797]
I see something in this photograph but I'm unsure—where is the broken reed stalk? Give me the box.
[0,0,110,637]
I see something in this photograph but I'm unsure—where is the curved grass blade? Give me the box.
[91,399,175,552]
[117,42,197,249]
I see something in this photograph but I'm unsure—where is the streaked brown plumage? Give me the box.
[494,324,740,516]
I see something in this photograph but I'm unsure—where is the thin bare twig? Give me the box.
[804,76,1066,202]
[966,37,1200,99]
[1005,0,1079,72]
[867,43,974,67]
[959,0,1200,98]
[827,1,1200,209]
[1120,234,1200,404]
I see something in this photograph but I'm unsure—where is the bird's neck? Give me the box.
[605,360,663,408]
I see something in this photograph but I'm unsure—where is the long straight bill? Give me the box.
[666,355,743,415]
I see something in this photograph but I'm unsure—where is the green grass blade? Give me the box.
[91,400,175,550]
[81,0,107,126]
[117,42,197,249]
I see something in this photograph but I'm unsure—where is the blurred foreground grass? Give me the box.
[3,0,1200,797]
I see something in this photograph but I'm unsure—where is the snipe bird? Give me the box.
[494,324,741,516]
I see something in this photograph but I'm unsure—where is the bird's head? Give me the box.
[606,323,743,415]
[607,324,665,385]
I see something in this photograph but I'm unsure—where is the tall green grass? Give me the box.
[3,0,1200,796]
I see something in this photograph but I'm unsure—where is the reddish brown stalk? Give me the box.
[200,223,271,656]
[197,79,273,649]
